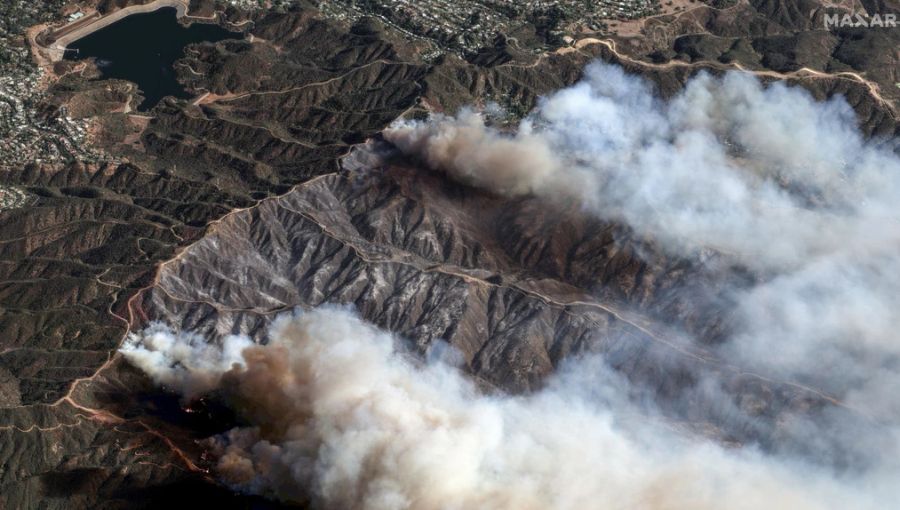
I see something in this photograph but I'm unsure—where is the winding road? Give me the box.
[565,37,898,118]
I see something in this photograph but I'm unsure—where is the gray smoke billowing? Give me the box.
[380,108,567,197]
[385,64,900,273]
[120,322,253,398]
[119,63,900,508]
[122,307,879,510]
[385,62,900,429]
[383,62,900,503]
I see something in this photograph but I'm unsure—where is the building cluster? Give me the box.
[0,70,100,168]
[0,0,105,170]
[221,0,272,9]
[589,0,660,23]
[0,0,668,172]
[0,185,33,210]
[315,0,661,54]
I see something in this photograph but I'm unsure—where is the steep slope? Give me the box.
[1,0,897,506]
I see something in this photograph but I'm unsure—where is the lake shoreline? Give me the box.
[64,7,241,111]
[44,0,191,62]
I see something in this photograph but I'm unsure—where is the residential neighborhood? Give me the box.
[0,0,100,168]
[0,0,665,169]
[318,0,661,53]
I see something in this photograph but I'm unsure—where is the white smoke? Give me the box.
[120,322,253,398]
[122,306,882,510]
[385,64,900,273]
[385,62,900,425]
[119,63,900,508]
[382,62,900,502]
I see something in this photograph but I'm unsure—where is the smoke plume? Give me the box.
[119,322,252,398]
[385,62,900,442]
[122,307,881,509]
[385,64,900,273]
[119,63,900,508]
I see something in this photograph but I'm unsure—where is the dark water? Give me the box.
[65,8,240,111]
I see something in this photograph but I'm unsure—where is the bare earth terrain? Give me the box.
[0,0,898,507]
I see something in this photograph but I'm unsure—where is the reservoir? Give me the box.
[64,7,240,111]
